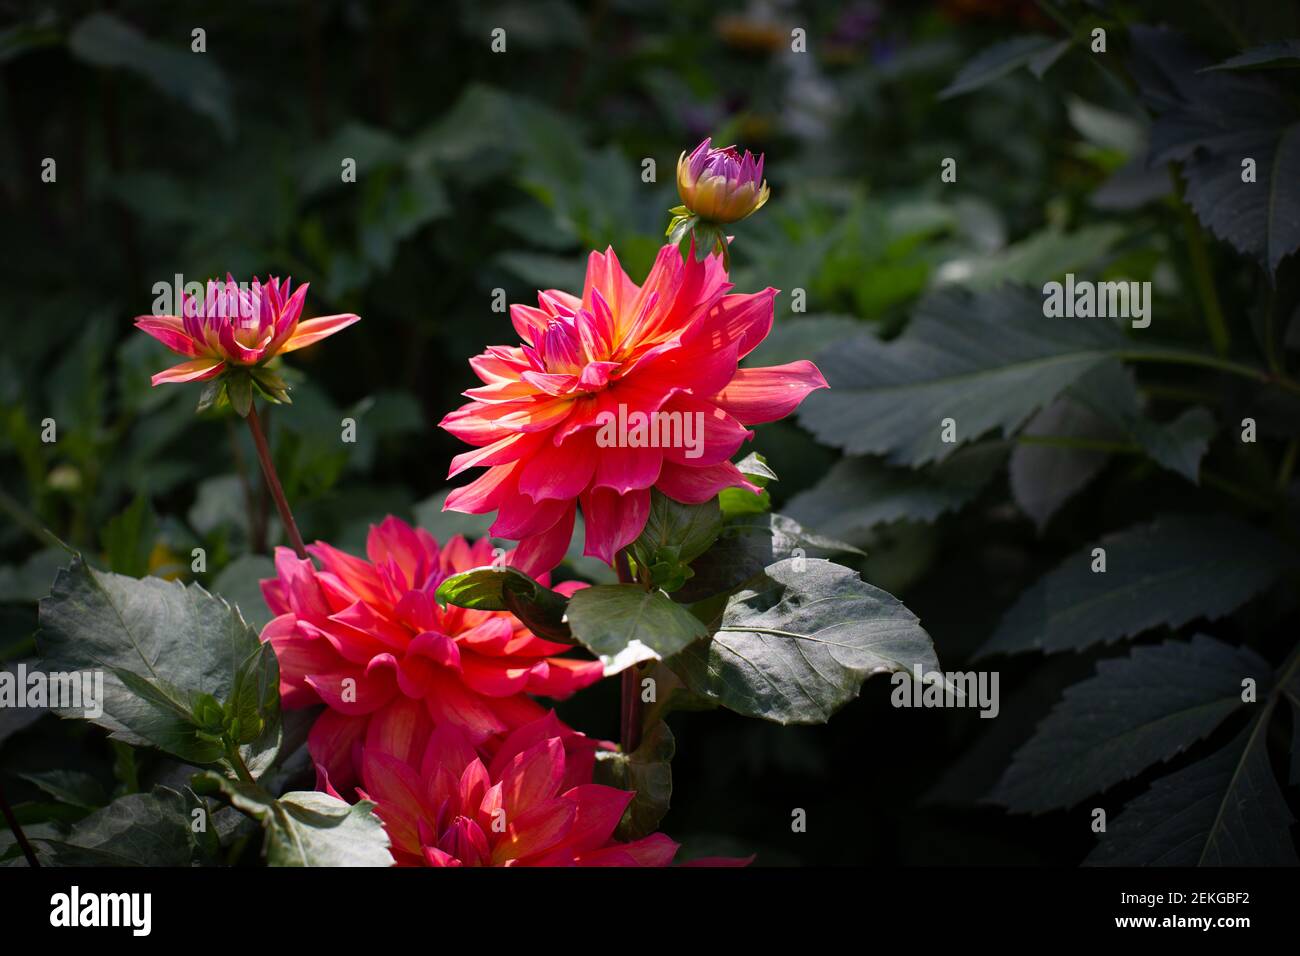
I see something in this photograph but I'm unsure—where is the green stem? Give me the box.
[1118,349,1300,396]
[0,779,39,867]
[615,550,644,754]
[245,402,308,559]
[0,486,61,550]
[226,742,257,786]
[1277,439,1299,492]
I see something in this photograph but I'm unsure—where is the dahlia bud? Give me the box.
[667,138,770,265]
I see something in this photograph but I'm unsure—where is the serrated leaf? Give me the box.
[798,286,1129,466]
[198,774,391,867]
[36,557,281,773]
[566,585,708,674]
[1085,718,1297,866]
[1011,399,1117,532]
[788,443,1004,536]
[991,636,1266,812]
[673,558,938,724]
[979,515,1294,657]
[31,786,213,866]
[1132,26,1300,273]
[1204,40,1300,72]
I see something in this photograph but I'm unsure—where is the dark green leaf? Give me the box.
[593,721,674,840]
[566,585,709,674]
[1085,718,1297,866]
[32,786,213,866]
[36,557,282,774]
[630,491,723,591]
[979,515,1294,657]
[798,286,1129,466]
[673,558,939,724]
[992,636,1266,812]
[101,495,155,578]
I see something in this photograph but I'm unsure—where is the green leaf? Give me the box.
[979,515,1295,657]
[36,557,282,774]
[673,558,939,724]
[566,585,709,674]
[67,13,234,141]
[1085,717,1297,866]
[675,512,864,604]
[1133,26,1300,273]
[593,721,674,841]
[939,34,1071,99]
[788,443,1004,536]
[798,286,1129,466]
[933,224,1124,290]
[226,372,253,418]
[101,495,155,577]
[196,773,391,867]
[31,786,214,866]
[434,565,573,643]
[16,770,107,810]
[991,636,1266,812]
[742,315,861,369]
[630,491,723,591]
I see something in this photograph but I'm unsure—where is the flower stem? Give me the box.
[615,550,644,754]
[245,401,308,560]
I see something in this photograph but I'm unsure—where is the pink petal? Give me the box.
[278,313,360,353]
[150,357,225,385]
[712,361,829,425]
[579,486,651,564]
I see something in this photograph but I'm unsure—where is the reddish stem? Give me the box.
[245,402,308,560]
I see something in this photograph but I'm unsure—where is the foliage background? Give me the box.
[2,0,1298,865]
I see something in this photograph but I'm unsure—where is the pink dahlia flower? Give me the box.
[439,244,827,573]
[259,517,604,794]
[134,275,359,386]
[676,138,770,224]
[358,712,741,867]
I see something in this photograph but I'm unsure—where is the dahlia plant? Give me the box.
[21,140,941,868]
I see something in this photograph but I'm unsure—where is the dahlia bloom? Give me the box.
[439,244,827,572]
[359,712,701,867]
[676,138,770,224]
[135,275,358,386]
[259,517,603,794]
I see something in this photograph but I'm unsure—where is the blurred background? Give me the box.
[2,0,1297,865]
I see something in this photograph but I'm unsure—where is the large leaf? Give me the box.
[31,786,215,866]
[211,554,276,633]
[37,557,281,773]
[787,443,1004,536]
[67,13,234,141]
[1205,40,1300,72]
[673,558,938,724]
[198,774,391,867]
[566,585,708,674]
[1010,398,1118,532]
[991,636,1265,812]
[979,515,1294,657]
[1131,26,1300,273]
[1085,717,1297,866]
[799,286,1129,466]
[630,491,723,592]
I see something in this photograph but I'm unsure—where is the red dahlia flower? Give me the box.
[359,712,736,867]
[259,517,603,794]
[440,244,827,573]
[135,275,358,386]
